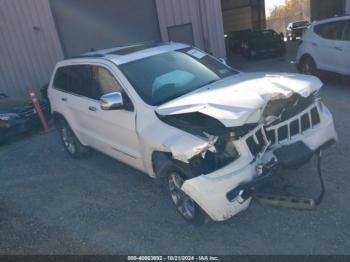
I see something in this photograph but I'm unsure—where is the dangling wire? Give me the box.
[314,150,325,206]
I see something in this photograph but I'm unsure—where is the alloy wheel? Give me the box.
[168,172,196,220]
[61,126,76,154]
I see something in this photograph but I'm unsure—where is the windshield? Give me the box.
[119,48,238,106]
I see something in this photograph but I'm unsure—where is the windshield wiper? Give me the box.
[199,79,220,88]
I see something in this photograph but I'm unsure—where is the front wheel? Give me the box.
[300,56,318,76]
[166,162,210,224]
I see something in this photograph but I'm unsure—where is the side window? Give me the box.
[68,65,92,97]
[53,67,70,92]
[53,65,92,97]
[91,66,123,99]
[314,22,344,40]
[342,21,350,41]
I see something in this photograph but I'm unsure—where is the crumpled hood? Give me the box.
[156,72,322,127]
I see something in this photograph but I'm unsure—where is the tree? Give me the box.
[269,0,309,19]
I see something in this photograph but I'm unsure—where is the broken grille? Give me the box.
[246,105,321,156]
[246,128,269,156]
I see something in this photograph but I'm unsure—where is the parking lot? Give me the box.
[0,42,349,255]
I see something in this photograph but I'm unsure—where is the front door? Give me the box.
[80,64,144,170]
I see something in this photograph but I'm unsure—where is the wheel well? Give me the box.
[52,111,66,127]
[151,151,200,181]
[151,151,173,177]
[52,111,87,147]
[300,54,315,65]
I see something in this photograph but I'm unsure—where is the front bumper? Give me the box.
[181,102,337,221]
[0,107,51,143]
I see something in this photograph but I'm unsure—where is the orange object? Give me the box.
[28,87,48,132]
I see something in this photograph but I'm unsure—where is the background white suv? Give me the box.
[296,15,350,76]
[48,42,337,224]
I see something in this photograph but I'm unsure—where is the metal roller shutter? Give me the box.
[50,0,161,57]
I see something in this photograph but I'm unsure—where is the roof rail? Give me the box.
[67,53,105,59]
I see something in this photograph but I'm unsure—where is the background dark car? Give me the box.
[227,29,252,55]
[241,29,286,59]
[0,93,50,144]
[287,20,310,41]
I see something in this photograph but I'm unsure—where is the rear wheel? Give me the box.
[300,56,318,76]
[57,119,89,158]
[166,162,210,224]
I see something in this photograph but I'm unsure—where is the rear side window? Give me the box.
[314,21,344,40]
[53,67,69,92]
[53,65,91,97]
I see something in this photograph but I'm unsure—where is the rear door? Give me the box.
[313,21,344,72]
[51,65,94,145]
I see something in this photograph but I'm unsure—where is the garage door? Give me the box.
[222,6,252,33]
[50,0,161,57]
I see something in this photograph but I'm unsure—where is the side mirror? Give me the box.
[100,92,124,110]
[218,58,227,65]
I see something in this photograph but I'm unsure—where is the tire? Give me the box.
[56,119,89,158]
[166,161,210,225]
[300,56,318,76]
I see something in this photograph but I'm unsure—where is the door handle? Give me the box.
[61,97,67,102]
[335,46,343,51]
[88,106,97,112]
[311,42,318,47]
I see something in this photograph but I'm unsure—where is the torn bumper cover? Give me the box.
[181,102,337,221]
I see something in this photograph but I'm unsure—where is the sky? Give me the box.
[265,0,286,17]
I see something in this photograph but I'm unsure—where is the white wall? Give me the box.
[0,0,64,99]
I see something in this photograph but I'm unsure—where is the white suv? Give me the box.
[48,42,337,223]
[296,15,350,76]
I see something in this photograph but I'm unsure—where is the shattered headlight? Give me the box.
[0,113,19,121]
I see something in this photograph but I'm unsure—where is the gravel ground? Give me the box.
[0,42,349,255]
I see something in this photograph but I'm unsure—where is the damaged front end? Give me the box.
[155,76,338,221]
